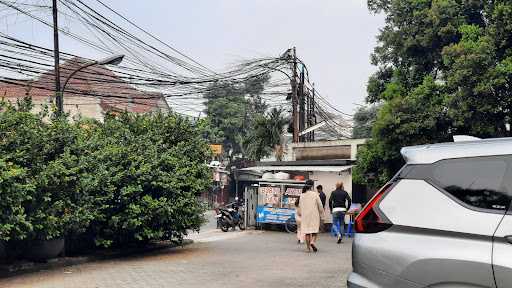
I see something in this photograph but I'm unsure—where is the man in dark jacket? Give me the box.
[317,185,326,208]
[329,181,352,244]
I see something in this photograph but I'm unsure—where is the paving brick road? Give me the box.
[0,219,352,288]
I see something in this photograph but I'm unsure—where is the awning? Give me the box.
[239,165,353,172]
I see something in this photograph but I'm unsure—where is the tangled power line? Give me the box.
[0,0,353,138]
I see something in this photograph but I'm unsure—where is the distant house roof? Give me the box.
[0,57,169,118]
[0,80,31,98]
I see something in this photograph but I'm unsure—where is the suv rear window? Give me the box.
[432,157,511,211]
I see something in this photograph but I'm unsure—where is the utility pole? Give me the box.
[52,0,63,115]
[299,65,306,142]
[290,47,299,143]
[306,83,310,142]
[311,83,316,141]
[306,83,314,142]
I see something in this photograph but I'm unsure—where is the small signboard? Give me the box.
[256,206,295,224]
[210,144,223,156]
[284,187,302,196]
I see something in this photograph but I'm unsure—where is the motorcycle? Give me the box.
[216,199,245,232]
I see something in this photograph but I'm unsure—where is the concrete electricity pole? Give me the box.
[52,0,63,115]
[310,83,316,141]
[299,64,306,142]
[290,47,299,143]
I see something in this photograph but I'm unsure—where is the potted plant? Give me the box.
[21,116,87,261]
[24,238,65,262]
[0,241,5,262]
[0,101,81,261]
[23,197,67,261]
[0,160,33,262]
[23,160,73,261]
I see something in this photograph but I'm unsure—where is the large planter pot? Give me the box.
[24,238,65,261]
[65,234,96,256]
[0,241,6,263]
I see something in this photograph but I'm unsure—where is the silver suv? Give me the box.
[348,137,512,288]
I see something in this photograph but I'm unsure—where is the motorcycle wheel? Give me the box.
[284,218,297,233]
[220,219,230,232]
[238,218,246,230]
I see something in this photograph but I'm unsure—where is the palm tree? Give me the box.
[244,108,288,161]
[266,108,288,161]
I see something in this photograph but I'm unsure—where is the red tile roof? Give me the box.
[0,57,169,115]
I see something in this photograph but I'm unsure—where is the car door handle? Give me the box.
[505,236,512,244]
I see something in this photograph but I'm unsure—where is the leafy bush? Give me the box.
[0,159,33,241]
[63,113,210,247]
[0,99,210,249]
[0,100,85,241]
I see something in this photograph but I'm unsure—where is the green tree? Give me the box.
[243,108,288,161]
[352,105,380,139]
[203,74,270,156]
[356,0,512,187]
[196,117,224,144]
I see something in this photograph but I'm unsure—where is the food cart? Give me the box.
[255,178,307,227]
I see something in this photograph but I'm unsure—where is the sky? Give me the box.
[1,0,385,115]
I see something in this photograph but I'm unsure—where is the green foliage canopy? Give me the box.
[203,74,270,157]
[352,105,380,139]
[241,108,288,161]
[356,0,512,187]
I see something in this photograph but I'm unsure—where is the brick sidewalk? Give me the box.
[0,231,352,288]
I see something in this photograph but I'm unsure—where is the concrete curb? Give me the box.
[0,239,193,278]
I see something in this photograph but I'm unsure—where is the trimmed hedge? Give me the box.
[0,99,209,249]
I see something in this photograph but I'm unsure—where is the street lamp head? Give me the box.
[97,54,124,66]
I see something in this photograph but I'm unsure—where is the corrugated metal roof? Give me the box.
[240,165,353,172]
[257,159,353,166]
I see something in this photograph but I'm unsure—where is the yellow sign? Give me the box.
[210,144,223,155]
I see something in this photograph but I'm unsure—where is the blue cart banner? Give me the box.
[256,206,295,224]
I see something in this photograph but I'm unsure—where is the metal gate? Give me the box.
[244,186,258,227]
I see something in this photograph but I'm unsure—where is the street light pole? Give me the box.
[60,55,125,107]
[52,0,63,115]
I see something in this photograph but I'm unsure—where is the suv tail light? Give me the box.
[355,182,394,233]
